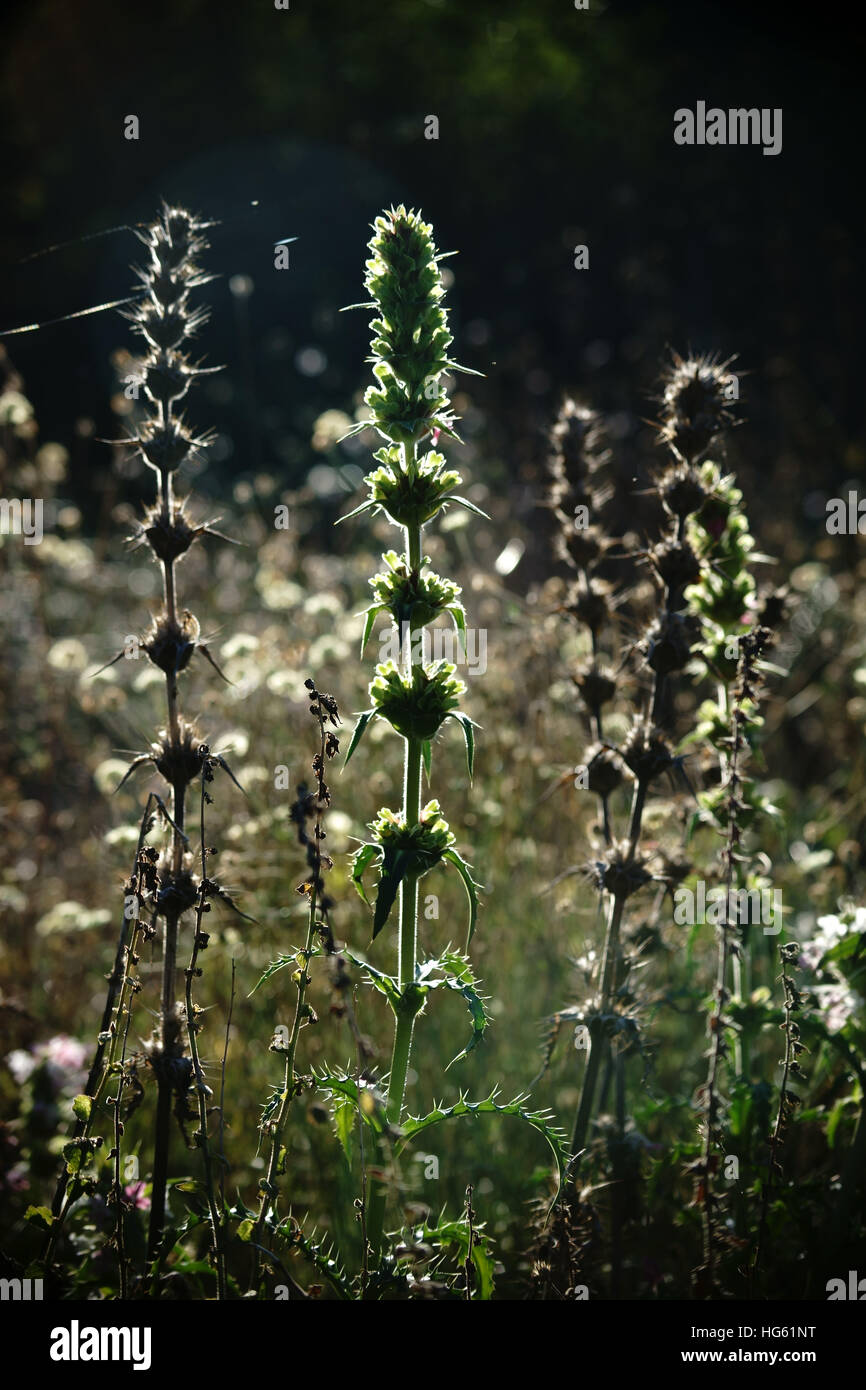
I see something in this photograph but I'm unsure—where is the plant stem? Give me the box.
[367,451,424,1259]
[250,697,330,1285]
[184,766,226,1299]
[572,776,645,1159]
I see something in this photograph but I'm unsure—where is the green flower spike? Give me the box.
[352,801,482,944]
[344,660,477,778]
[360,550,466,653]
[685,462,767,683]
[351,205,477,444]
[338,445,488,530]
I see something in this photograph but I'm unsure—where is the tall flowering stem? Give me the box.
[111,206,240,1267]
[343,207,483,1262]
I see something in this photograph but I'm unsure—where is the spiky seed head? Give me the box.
[656,352,738,465]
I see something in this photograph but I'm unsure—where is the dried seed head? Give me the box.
[137,417,210,475]
[156,868,198,919]
[656,352,738,465]
[549,399,609,488]
[646,537,702,594]
[620,719,675,783]
[583,743,627,798]
[592,843,652,899]
[554,518,607,570]
[573,661,617,714]
[138,502,199,564]
[564,577,612,636]
[142,350,197,409]
[143,609,200,675]
[153,718,205,789]
[641,611,693,675]
[658,463,708,520]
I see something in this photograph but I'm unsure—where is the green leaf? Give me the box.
[238,1219,255,1243]
[443,848,483,947]
[314,1068,388,1143]
[335,497,378,526]
[344,709,377,766]
[342,948,402,1012]
[421,739,432,780]
[248,951,316,997]
[72,1093,93,1123]
[417,1215,496,1300]
[419,950,490,1068]
[359,606,383,656]
[441,495,490,519]
[399,1089,570,1218]
[25,1205,54,1231]
[445,711,477,779]
[351,843,380,908]
[372,847,411,939]
[63,1142,84,1175]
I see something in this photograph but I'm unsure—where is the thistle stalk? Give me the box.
[343,207,483,1263]
[88,204,241,1271]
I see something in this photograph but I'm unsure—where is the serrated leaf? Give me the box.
[399,1089,570,1218]
[314,1068,388,1141]
[344,709,377,766]
[443,848,483,947]
[248,953,297,997]
[342,948,402,1012]
[418,1216,496,1300]
[419,951,490,1068]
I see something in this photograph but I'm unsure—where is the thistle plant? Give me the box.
[561,369,714,1170]
[328,212,567,1283]
[340,207,485,1261]
[48,207,241,1283]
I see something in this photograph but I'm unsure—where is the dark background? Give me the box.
[1,0,863,543]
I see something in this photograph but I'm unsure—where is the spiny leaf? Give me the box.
[418,950,490,1068]
[249,949,319,997]
[342,948,402,1012]
[442,848,483,947]
[416,1215,496,1300]
[277,1220,353,1301]
[400,1090,570,1218]
[313,1067,388,1142]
